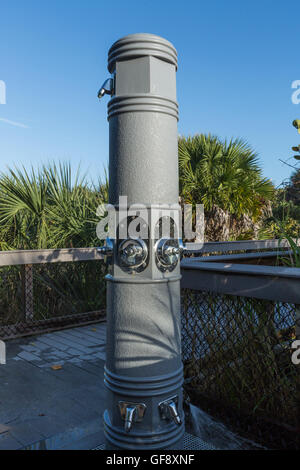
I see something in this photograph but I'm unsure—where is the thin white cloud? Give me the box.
[0,117,29,128]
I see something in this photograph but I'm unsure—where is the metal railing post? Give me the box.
[99,33,184,449]
[22,264,34,321]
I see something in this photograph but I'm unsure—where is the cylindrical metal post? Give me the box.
[101,33,184,450]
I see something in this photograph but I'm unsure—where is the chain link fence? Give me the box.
[0,261,106,339]
[181,289,299,450]
[0,242,298,449]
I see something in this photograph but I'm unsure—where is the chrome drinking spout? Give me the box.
[158,396,182,426]
[166,400,182,425]
[118,401,147,433]
[124,405,137,433]
[97,78,114,99]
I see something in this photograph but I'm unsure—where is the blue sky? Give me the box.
[0,0,299,186]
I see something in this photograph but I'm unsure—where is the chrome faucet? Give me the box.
[118,401,147,433]
[98,77,114,99]
[159,396,182,425]
[124,405,137,433]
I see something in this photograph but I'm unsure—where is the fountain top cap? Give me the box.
[108,33,178,73]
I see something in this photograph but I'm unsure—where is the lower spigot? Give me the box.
[158,396,182,426]
[118,401,147,433]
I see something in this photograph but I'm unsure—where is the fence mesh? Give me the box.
[181,289,299,450]
[0,261,106,338]
[0,259,298,449]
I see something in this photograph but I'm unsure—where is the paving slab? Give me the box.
[0,431,23,450]
[24,417,103,450]
[0,323,107,449]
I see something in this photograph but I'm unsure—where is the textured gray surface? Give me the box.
[104,33,184,449]
[0,323,261,450]
[107,33,178,74]
[0,324,107,449]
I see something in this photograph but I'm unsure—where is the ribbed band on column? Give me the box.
[104,365,183,398]
[105,274,182,284]
[107,94,178,120]
[108,33,178,73]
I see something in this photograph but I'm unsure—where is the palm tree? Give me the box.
[178,134,274,240]
[0,163,108,250]
[0,167,49,249]
[44,163,104,248]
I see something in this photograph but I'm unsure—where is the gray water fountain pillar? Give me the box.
[98,33,184,450]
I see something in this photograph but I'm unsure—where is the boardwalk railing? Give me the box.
[0,239,298,339]
[0,239,299,448]
[0,248,106,339]
[181,242,299,450]
[0,238,294,267]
